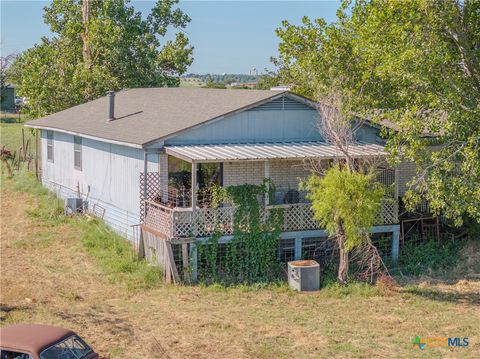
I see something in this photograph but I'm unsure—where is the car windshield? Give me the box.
[39,335,92,359]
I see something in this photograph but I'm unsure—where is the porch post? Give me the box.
[35,129,40,180]
[191,161,197,210]
[394,166,399,199]
[264,160,270,206]
[143,150,148,219]
[160,153,169,202]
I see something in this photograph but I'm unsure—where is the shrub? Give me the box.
[394,239,463,276]
[0,117,17,124]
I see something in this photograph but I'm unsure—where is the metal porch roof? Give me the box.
[164,141,386,162]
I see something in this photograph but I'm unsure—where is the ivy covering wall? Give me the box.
[196,179,285,284]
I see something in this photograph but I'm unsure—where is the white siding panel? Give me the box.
[40,130,158,239]
[165,108,322,145]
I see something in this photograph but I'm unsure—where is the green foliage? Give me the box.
[255,70,281,90]
[0,117,17,124]
[197,234,221,282]
[394,239,463,277]
[203,80,227,89]
[184,73,257,85]
[8,0,193,118]
[196,179,284,284]
[304,165,384,251]
[275,0,480,225]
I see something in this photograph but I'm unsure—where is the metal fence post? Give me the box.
[190,242,198,282]
[391,229,400,264]
[294,237,302,260]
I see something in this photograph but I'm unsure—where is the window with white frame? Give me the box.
[46,130,54,162]
[74,136,82,170]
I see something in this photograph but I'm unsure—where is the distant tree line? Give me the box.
[185,71,281,90]
[183,73,257,85]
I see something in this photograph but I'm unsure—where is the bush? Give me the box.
[0,117,17,123]
[394,239,463,276]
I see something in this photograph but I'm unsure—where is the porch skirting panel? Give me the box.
[186,225,401,282]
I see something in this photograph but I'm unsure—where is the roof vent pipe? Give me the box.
[107,91,115,121]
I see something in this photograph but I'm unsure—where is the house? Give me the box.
[26,88,402,282]
[1,85,15,111]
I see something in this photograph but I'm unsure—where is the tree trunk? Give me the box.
[81,0,91,69]
[336,225,349,284]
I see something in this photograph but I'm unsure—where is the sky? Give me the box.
[1,0,340,74]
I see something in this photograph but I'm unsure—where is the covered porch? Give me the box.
[141,141,399,239]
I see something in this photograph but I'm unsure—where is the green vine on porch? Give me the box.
[196,179,285,284]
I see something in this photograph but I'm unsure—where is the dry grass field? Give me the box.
[1,175,479,358]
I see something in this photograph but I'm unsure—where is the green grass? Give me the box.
[0,111,25,124]
[1,171,163,290]
[0,123,36,152]
[79,218,162,289]
[2,170,480,358]
[5,171,66,225]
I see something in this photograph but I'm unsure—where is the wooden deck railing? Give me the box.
[144,199,399,239]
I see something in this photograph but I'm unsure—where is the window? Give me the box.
[0,350,32,359]
[74,136,82,170]
[40,335,92,359]
[46,130,54,162]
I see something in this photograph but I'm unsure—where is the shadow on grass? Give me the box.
[403,286,480,305]
[0,304,32,322]
[55,306,135,337]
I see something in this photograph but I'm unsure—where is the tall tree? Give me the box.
[8,0,193,118]
[304,91,386,284]
[275,0,480,225]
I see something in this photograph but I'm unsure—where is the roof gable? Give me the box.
[25,88,291,148]
[163,93,320,146]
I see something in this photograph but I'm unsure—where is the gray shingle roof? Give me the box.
[25,88,288,147]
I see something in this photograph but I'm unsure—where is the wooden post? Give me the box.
[182,243,190,283]
[165,241,180,284]
[264,160,270,206]
[191,161,197,210]
[35,129,39,180]
[138,228,145,260]
[21,128,25,162]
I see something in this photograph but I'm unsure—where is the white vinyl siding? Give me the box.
[40,132,158,239]
[74,136,82,170]
[47,130,54,162]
